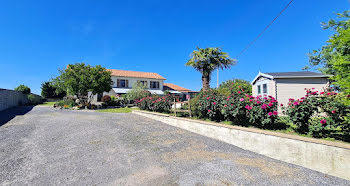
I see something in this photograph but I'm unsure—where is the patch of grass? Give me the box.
[97,107,139,113]
[38,102,56,106]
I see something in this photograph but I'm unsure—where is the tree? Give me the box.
[186,47,236,91]
[41,81,66,99]
[218,79,252,96]
[53,63,112,104]
[126,82,150,102]
[14,85,31,94]
[305,10,350,95]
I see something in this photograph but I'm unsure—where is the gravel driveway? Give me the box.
[0,106,349,185]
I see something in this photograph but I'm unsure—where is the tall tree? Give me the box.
[186,47,236,91]
[305,10,350,95]
[41,81,66,98]
[53,63,112,103]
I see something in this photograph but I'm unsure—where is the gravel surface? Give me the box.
[0,106,349,185]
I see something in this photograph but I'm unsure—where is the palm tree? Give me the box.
[186,47,236,91]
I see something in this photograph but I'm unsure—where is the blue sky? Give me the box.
[0,0,349,94]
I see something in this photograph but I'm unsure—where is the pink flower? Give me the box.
[320,119,327,125]
[293,102,299,106]
[208,109,211,112]
[331,110,336,114]
[312,88,315,90]
[245,105,253,110]
[224,104,227,107]
[268,112,273,116]
[256,100,261,104]
[264,97,268,100]
[280,104,284,107]
[239,98,244,102]
[249,99,253,102]
[273,111,278,115]
[231,104,233,106]
[237,91,241,94]
[207,97,210,100]
[213,102,216,105]
[261,104,267,109]
[320,92,325,95]
[268,103,273,107]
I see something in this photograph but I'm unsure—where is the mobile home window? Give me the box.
[263,84,267,94]
[150,81,159,89]
[257,85,261,94]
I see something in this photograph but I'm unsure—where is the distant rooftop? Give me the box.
[164,83,191,92]
[107,69,166,80]
[264,71,329,78]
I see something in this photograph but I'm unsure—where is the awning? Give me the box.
[112,88,164,95]
[112,88,131,94]
[169,90,182,94]
[148,89,164,95]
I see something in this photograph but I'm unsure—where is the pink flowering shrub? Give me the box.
[135,95,174,113]
[197,89,223,121]
[221,90,250,125]
[247,95,279,128]
[283,88,349,137]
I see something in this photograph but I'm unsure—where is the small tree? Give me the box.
[53,63,112,104]
[41,81,66,98]
[126,82,151,102]
[305,11,350,96]
[14,85,31,94]
[186,47,236,91]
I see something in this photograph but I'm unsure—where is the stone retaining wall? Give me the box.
[132,110,350,181]
[0,89,41,111]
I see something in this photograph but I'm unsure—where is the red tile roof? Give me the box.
[164,83,191,92]
[107,69,166,80]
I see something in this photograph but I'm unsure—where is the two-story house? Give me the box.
[92,69,166,102]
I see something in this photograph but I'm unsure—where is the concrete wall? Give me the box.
[133,110,350,181]
[0,89,29,111]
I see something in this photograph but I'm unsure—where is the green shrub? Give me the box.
[27,94,42,105]
[15,85,31,94]
[217,79,252,97]
[56,99,76,108]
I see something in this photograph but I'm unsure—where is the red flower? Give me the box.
[245,105,252,110]
[280,104,284,107]
[327,92,331,95]
[293,102,299,106]
[256,100,261,104]
[207,97,210,100]
[268,112,273,116]
[320,119,327,125]
[213,102,216,105]
[268,103,273,107]
[208,109,211,112]
[237,91,241,94]
[261,104,267,109]
[273,111,278,115]
[331,110,336,114]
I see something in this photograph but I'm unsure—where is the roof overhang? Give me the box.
[251,72,273,85]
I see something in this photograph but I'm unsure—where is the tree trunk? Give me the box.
[202,74,210,91]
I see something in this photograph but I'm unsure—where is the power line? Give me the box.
[235,0,295,58]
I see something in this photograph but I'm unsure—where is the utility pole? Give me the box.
[217,68,219,88]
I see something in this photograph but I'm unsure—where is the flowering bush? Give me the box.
[284,88,349,137]
[197,89,223,121]
[221,90,250,125]
[247,95,278,128]
[136,95,174,113]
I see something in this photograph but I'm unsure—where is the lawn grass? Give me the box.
[38,102,56,106]
[97,107,139,113]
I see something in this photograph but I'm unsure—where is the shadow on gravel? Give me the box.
[0,106,34,127]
